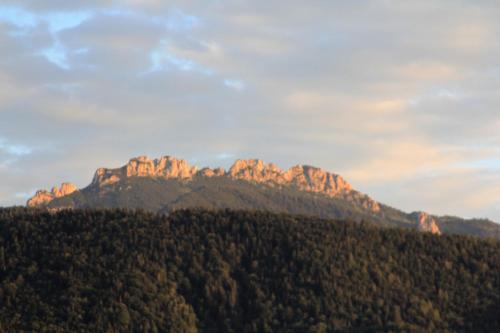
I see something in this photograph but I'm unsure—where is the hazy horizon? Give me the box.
[1,1,500,221]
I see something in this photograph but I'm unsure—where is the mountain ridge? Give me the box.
[29,155,382,214]
[26,155,500,238]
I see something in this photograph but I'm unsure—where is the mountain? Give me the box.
[1,208,499,332]
[27,155,500,238]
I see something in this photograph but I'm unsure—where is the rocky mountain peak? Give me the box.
[228,159,283,182]
[224,160,381,212]
[283,165,353,195]
[412,212,441,235]
[22,154,496,238]
[91,156,198,187]
[27,182,77,207]
[28,155,380,214]
[52,183,78,197]
[126,155,197,179]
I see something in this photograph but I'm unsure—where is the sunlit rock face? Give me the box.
[226,159,352,194]
[226,159,380,213]
[51,183,77,197]
[228,159,284,183]
[27,183,77,207]
[91,156,198,188]
[27,155,380,213]
[285,165,352,196]
[198,167,225,178]
[125,156,197,179]
[26,190,54,207]
[92,168,121,187]
[411,212,441,235]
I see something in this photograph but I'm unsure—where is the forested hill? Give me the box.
[1,208,499,332]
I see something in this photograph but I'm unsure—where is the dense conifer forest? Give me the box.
[0,208,499,332]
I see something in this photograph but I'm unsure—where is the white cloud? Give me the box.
[223,79,245,91]
[0,139,32,156]
[147,41,212,74]
[0,1,500,221]
[39,39,70,69]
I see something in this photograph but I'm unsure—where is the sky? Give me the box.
[1,0,500,221]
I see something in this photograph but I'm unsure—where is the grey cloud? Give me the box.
[1,1,500,220]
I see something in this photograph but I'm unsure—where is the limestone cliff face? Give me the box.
[227,159,350,194]
[27,182,77,207]
[126,156,197,179]
[27,155,379,214]
[92,168,121,187]
[411,212,441,235]
[226,159,380,213]
[91,156,198,187]
[228,159,283,183]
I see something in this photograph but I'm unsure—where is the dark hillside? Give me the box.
[0,208,499,332]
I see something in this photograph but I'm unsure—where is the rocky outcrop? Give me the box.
[198,167,225,178]
[24,155,450,236]
[92,168,121,187]
[411,212,441,235]
[284,165,352,194]
[228,159,283,183]
[27,182,77,207]
[91,156,198,187]
[226,160,353,194]
[226,159,380,213]
[126,156,197,179]
[26,190,54,207]
[53,183,78,197]
[27,155,380,213]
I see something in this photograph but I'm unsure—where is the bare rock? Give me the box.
[27,182,77,207]
[198,167,225,178]
[29,155,381,214]
[283,165,352,195]
[126,156,197,179]
[228,159,284,183]
[412,212,441,235]
[92,156,198,187]
[92,168,121,187]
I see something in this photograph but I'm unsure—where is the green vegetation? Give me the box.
[1,208,499,332]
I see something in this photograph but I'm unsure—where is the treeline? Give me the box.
[0,208,499,332]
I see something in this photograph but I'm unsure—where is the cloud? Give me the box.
[45,11,92,33]
[223,79,245,91]
[0,5,37,29]
[0,143,32,156]
[0,138,33,172]
[146,40,212,74]
[0,1,500,221]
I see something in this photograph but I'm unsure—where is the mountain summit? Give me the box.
[29,155,380,212]
[26,155,500,238]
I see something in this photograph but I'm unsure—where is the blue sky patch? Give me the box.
[0,140,33,157]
